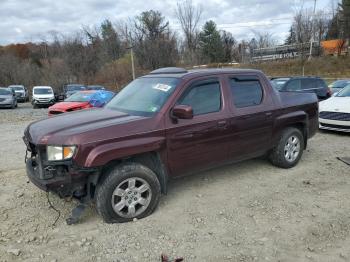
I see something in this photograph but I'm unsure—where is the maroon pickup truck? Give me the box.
[23,68,318,224]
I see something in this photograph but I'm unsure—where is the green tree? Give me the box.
[198,20,224,63]
[285,26,297,44]
[133,10,178,70]
[101,19,122,61]
[340,0,350,39]
[220,30,236,62]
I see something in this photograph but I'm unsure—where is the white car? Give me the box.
[319,85,350,132]
[32,86,55,108]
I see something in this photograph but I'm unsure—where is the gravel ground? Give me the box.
[0,103,350,262]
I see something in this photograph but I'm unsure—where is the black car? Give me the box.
[271,76,331,100]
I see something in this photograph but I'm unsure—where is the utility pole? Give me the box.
[130,46,135,80]
[126,30,135,80]
[308,0,317,61]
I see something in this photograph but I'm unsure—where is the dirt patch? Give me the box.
[0,103,350,262]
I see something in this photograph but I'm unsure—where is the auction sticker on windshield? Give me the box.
[152,84,172,92]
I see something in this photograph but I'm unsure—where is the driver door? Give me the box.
[165,77,231,177]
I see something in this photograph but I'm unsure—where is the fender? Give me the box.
[272,110,308,146]
[84,136,166,167]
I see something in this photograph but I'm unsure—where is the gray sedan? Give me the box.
[0,87,17,109]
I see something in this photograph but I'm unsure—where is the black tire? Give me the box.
[95,163,161,223]
[33,104,37,109]
[269,127,304,169]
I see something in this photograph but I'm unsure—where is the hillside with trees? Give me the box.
[0,0,349,92]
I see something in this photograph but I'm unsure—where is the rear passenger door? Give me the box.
[226,75,275,161]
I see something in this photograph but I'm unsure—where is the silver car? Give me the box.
[0,87,17,109]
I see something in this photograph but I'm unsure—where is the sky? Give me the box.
[0,0,335,45]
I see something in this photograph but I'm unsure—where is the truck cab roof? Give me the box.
[143,67,263,79]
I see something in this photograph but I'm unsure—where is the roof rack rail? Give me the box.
[149,67,188,75]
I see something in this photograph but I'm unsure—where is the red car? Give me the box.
[48,90,115,116]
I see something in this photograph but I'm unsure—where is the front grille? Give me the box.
[49,110,64,115]
[320,123,350,130]
[319,111,350,121]
[38,98,50,102]
[0,98,5,102]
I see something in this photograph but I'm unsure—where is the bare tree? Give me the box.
[175,0,202,64]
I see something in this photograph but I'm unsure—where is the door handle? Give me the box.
[217,120,227,128]
[265,112,272,117]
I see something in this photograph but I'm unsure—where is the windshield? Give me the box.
[9,86,24,91]
[34,88,53,95]
[0,89,12,95]
[336,85,350,97]
[106,77,180,116]
[330,80,350,88]
[66,85,86,91]
[65,92,94,102]
[271,78,290,91]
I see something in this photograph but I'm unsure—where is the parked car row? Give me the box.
[270,77,350,133]
[0,83,112,110]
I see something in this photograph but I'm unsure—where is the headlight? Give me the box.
[47,145,76,161]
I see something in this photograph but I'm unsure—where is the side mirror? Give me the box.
[172,105,193,120]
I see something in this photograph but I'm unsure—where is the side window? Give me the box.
[285,79,301,91]
[230,78,263,108]
[178,80,221,115]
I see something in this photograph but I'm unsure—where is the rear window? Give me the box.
[229,78,263,108]
[316,79,327,88]
[301,79,316,90]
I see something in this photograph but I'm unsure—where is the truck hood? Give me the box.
[319,97,350,113]
[25,108,148,145]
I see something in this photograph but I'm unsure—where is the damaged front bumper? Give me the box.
[25,152,98,199]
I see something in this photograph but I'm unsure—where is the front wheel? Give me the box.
[269,127,304,168]
[95,163,161,223]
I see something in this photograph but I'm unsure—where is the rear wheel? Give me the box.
[269,127,304,168]
[95,163,161,223]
